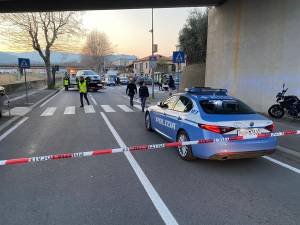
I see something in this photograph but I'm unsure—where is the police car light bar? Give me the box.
[185,87,228,95]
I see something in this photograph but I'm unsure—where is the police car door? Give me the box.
[155,95,179,139]
[164,95,193,140]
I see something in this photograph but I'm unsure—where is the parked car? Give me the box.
[119,77,129,85]
[145,87,277,160]
[105,76,116,86]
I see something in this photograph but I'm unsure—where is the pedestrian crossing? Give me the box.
[41,107,56,117]
[84,105,96,114]
[39,104,145,117]
[100,105,116,112]
[117,105,134,112]
[64,106,75,115]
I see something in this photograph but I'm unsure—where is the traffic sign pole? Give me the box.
[18,58,31,104]
[24,69,29,104]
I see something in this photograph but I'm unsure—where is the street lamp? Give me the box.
[150,8,154,99]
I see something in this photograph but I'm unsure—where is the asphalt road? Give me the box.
[0,86,299,225]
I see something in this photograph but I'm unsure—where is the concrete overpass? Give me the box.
[0,0,225,12]
[205,0,300,112]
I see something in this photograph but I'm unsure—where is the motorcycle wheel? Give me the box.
[268,104,285,118]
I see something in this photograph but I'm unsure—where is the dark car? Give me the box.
[76,70,104,91]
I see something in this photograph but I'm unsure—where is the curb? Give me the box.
[277,146,300,159]
[0,89,60,133]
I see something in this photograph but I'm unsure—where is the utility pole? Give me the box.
[151,8,155,99]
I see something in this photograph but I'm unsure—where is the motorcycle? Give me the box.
[268,84,300,119]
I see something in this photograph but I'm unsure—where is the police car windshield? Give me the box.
[84,70,97,76]
[200,99,255,114]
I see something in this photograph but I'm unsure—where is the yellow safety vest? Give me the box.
[78,80,87,93]
[64,79,69,86]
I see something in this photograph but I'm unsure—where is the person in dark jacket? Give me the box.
[168,75,175,95]
[126,79,137,107]
[138,81,149,112]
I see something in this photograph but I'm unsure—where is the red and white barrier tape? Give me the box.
[1,130,299,166]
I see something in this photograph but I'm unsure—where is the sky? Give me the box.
[82,7,204,58]
[0,7,204,59]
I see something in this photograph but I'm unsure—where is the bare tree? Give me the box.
[81,30,113,73]
[0,12,82,88]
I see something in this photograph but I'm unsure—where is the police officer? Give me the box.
[78,76,90,107]
[63,75,69,91]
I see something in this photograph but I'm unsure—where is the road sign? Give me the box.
[149,55,157,69]
[153,44,158,53]
[18,58,30,69]
[149,56,157,61]
[172,51,185,64]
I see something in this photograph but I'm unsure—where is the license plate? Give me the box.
[237,128,261,137]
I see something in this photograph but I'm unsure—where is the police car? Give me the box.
[145,87,277,160]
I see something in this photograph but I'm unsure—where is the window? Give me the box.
[200,99,255,114]
[162,96,179,110]
[173,96,193,112]
[145,62,148,69]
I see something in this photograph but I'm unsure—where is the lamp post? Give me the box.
[150,8,155,99]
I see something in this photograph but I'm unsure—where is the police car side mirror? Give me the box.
[159,102,168,108]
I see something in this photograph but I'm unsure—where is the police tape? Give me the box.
[0,130,300,166]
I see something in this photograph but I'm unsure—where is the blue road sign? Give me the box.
[18,58,30,69]
[172,51,185,64]
[149,56,157,61]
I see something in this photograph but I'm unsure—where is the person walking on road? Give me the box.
[139,81,149,112]
[78,76,90,107]
[158,76,163,91]
[63,75,69,91]
[168,75,176,95]
[126,79,137,107]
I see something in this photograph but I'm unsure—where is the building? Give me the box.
[133,55,179,75]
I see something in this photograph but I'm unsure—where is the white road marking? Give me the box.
[90,95,98,106]
[133,104,142,111]
[41,107,57,117]
[100,112,178,225]
[122,95,141,103]
[117,105,134,112]
[40,88,63,107]
[64,106,75,115]
[84,105,95,114]
[0,117,29,143]
[101,105,116,112]
[263,156,300,174]
[2,107,30,116]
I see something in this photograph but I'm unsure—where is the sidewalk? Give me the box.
[0,88,58,127]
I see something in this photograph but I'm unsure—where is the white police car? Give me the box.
[145,87,277,160]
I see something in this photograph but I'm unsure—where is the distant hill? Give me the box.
[0,51,137,65]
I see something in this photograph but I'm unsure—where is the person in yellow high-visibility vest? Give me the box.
[63,76,69,91]
[78,76,90,107]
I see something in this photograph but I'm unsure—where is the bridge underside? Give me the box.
[0,0,225,12]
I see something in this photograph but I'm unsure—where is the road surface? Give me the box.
[0,86,299,225]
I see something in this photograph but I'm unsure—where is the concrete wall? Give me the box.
[206,0,300,112]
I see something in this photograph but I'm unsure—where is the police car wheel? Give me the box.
[145,112,153,131]
[177,130,195,161]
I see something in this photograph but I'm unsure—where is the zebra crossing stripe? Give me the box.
[84,105,95,114]
[101,105,116,112]
[117,105,134,112]
[64,106,75,115]
[133,104,142,111]
[41,107,56,116]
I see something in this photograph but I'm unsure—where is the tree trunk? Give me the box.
[45,61,54,89]
[44,49,54,89]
